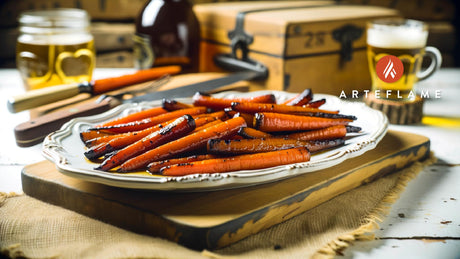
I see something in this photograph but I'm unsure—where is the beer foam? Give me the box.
[367,26,428,49]
[18,33,93,45]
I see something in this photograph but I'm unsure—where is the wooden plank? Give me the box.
[21,130,430,250]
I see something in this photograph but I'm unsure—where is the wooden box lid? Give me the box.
[194,1,399,58]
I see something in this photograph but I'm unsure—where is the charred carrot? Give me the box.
[147,154,217,174]
[97,115,196,171]
[88,106,207,133]
[237,127,273,139]
[254,112,353,132]
[160,147,311,176]
[117,117,247,172]
[207,138,311,155]
[193,92,276,110]
[283,125,348,141]
[283,125,362,141]
[162,99,193,111]
[95,106,168,128]
[87,114,219,151]
[232,112,255,127]
[282,89,312,106]
[80,129,116,143]
[304,98,326,108]
[193,119,222,132]
[231,102,339,116]
[306,138,345,153]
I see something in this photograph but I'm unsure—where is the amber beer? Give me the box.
[16,9,95,90]
[367,19,441,100]
[16,38,95,90]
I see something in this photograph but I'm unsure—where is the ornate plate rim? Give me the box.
[42,90,388,192]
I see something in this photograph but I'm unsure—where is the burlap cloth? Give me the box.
[0,154,435,259]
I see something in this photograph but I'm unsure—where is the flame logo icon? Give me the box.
[383,59,397,79]
[376,55,404,83]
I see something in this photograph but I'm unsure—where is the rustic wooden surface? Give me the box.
[21,130,429,250]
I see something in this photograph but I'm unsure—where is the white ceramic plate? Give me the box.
[43,90,388,192]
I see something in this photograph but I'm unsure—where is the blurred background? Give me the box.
[0,0,459,69]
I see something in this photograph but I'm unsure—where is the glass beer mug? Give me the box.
[367,19,442,101]
[16,9,96,90]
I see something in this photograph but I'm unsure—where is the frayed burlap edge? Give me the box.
[312,152,437,258]
[0,192,26,259]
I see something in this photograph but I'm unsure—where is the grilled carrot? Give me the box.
[117,117,247,172]
[193,119,222,132]
[88,106,207,133]
[232,112,255,127]
[283,125,348,141]
[192,92,276,110]
[237,127,273,139]
[282,89,312,106]
[254,112,353,132]
[307,138,345,153]
[283,125,362,141]
[162,99,193,111]
[147,154,217,174]
[231,102,339,116]
[95,106,168,128]
[97,115,196,171]
[304,98,326,108]
[160,147,311,176]
[207,138,311,155]
[80,129,116,143]
[84,116,220,159]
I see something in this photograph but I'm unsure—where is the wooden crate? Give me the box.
[194,1,400,95]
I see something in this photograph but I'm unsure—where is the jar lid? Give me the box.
[19,8,90,33]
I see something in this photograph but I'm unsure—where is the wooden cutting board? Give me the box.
[21,130,430,250]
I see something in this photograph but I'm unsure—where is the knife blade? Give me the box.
[7,65,181,113]
[14,71,263,147]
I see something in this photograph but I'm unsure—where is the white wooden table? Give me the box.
[1,68,459,258]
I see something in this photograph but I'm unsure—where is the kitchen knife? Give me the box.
[14,70,265,147]
[7,65,181,113]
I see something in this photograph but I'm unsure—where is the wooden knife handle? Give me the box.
[7,83,84,113]
[14,98,115,147]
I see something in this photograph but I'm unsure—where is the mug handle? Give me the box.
[417,46,442,81]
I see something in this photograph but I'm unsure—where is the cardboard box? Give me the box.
[194,1,400,95]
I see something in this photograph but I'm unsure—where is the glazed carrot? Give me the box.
[117,117,247,172]
[283,125,362,141]
[92,65,181,94]
[97,115,196,171]
[80,129,116,143]
[160,147,311,176]
[192,92,276,110]
[193,119,222,132]
[254,112,353,132]
[162,99,193,111]
[207,138,311,155]
[282,89,312,106]
[147,154,217,174]
[231,102,340,116]
[88,106,207,133]
[87,114,220,150]
[304,98,326,108]
[306,138,345,153]
[232,112,255,127]
[237,127,273,139]
[95,106,168,128]
[283,125,348,141]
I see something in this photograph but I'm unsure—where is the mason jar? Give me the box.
[16,8,95,90]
